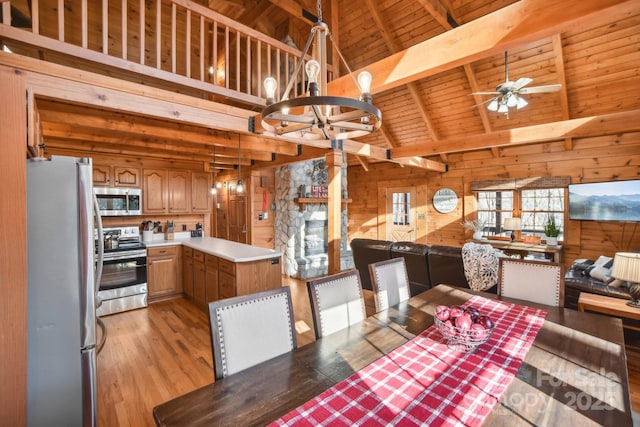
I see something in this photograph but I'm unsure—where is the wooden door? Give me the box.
[168,170,190,213]
[385,186,417,242]
[143,169,167,214]
[229,194,247,243]
[191,172,211,213]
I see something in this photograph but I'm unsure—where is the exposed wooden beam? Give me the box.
[364,0,440,143]
[45,140,237,166]
[267,0,315,25]
[355,155,369,172]
[552,34,573,151]
[327,0,637,98]
[325,150,342,274]
[37,106,299,156]
[415,0,456,29]
[391,110,640,157]
[40,123,272,161]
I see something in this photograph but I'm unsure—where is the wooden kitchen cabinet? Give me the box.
[94,164,140,187]
[191,172,211,213]
[182,246,194,298]
[143,168,191,214]
[147,246,182,301]
[168,170,190,214]
[143,169,167,214]
[204,254,218,303]
[192,250,206,306]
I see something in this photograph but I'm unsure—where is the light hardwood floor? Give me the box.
[96,277,639,426]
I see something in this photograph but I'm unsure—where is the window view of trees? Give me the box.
[476,188,565,240]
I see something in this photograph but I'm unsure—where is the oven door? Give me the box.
[99,252,147,291]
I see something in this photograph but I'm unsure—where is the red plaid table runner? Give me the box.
[270,295,547,427]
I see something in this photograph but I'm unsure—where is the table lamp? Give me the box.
[503,217,522,242]
[612,252,640,308]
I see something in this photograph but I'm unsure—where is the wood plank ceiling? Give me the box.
[9,0,640,170]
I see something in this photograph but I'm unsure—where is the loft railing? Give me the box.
[0,0,317,107]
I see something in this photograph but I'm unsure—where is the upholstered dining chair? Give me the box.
[498,258,565,307]
[369,257,411,312]
[307,270,367,339]
[208,287,297,379]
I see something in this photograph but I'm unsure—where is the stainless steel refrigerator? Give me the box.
[27,155,100,427]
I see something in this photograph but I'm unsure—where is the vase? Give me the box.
[473,231,483,240]
[546,236,558,246]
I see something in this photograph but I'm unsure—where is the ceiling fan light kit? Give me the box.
[260,0,381,141]
[473,52,561,116]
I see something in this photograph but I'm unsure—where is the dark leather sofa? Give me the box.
[564,264,631,310]
[350,238,470,296]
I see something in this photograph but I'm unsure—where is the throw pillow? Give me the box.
[590,265,612,282]
[593,255,613,267]
[607,278,626,288]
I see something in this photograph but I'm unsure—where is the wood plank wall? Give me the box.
[0,65,27,426]
[347,132,640,266]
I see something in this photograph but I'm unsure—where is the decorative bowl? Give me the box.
[434,316,494,353]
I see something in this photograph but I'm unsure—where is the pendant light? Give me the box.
[236,134,243,193]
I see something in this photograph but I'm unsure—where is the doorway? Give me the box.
[385,186,417,242]
[228,187,247,243]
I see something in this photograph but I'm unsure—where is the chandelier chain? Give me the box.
[326,30,362,92]
[316,0,322,23]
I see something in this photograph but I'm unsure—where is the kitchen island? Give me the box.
[145,236,282,307]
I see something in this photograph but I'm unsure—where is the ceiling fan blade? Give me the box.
[513,77,533,90]
[518,84,563,94]
[469,91,501,96]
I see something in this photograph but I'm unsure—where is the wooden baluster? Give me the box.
[81,0,87,48]
[246,35,250,95]
[122,0,127,59]
[186,9,191,78]
[199,15,204,81]
[102,0,108,53]
[224,26,229,89]
[171,2,176,74]
[155,0,161,69]
[32,0,40,34]
[139,0,144,64]
[58,0,64,41]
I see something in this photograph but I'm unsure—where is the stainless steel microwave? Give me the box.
[94,187,142,216]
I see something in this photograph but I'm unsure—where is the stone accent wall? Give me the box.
[275,157,353,280]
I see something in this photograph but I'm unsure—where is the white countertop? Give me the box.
[144,235,282,263]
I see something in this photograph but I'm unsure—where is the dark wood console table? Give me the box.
[472,239,563,263]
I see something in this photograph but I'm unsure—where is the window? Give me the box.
[476,188,565,241]
[521,188,564,240]
[477,191,514,235]
[392,192,411,226]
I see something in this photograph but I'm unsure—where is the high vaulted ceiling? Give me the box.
[3,0,639,170]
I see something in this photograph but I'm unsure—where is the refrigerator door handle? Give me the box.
[78,159,96,349]
[93,194,104,299]
[82,348,98,427]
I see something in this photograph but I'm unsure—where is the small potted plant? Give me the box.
[544,216,560,246]
[462,219,486,241]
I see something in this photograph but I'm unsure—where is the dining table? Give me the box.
[153,284,633,426]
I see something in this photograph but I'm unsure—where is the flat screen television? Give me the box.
[568,180,640,222]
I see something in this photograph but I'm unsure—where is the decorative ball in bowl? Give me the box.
[434,305,494,353]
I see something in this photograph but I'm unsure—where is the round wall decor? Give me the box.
[433,188,458,213]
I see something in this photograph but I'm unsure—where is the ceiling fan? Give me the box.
[471,52,562,115]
